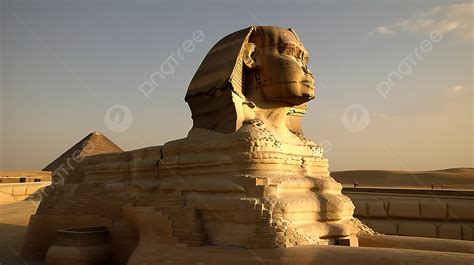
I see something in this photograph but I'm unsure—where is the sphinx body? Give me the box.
[22,26,367,263]
[171,25,360,246]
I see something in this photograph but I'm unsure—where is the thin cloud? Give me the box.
[370,3,473,41]
[451,85,465,93]
[369,26,394,36]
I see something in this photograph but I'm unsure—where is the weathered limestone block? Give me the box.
[398,222,437,238]
[461,224,473,241]
[352,200,367,217]
[367,220,398,235]
[367,201,387,218]
[388,201,421,219]
[345,191,474,241]
[337,235,359,247]
[439,224,463,240]
[124,206,180,265]
[420,201,447,220]
[109,219,138,265]
[448,202,474,221]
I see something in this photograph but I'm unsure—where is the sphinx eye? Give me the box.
[284,46,295,56]
[280,43,297,56]
[303,55,309,64]
[298,50,308,64]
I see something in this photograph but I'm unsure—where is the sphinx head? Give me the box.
[243,26,315,105]
[185,26,315,134]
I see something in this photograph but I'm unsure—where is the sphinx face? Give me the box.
[245,27,315,106]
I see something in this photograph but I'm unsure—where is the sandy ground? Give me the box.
[0,201,39,265]
[332,168,474,190]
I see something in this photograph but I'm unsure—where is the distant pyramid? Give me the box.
[43,131,123,172]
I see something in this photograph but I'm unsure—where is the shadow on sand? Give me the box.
[0,223,37,265]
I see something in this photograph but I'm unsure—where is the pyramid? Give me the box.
[43,131,123,172]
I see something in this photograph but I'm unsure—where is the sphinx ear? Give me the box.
[242,42,257,69]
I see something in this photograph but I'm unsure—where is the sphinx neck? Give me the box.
[244,88,296,140]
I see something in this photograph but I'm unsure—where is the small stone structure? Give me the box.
[347,189,474,240]
[0,182,50,203]
[332,169,474,241]
[0,171,51,183]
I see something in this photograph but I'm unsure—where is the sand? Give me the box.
[332,168,474,190]
[0,201,39,264]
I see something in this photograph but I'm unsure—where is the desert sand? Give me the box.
[332,168,474,190]
[0,201,39,265]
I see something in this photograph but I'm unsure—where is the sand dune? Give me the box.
[331,168,474,190]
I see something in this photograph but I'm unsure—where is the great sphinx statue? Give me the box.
[164,25,361,246]
[22,26,365,263]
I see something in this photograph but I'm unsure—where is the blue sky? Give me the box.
[1,0,472,171]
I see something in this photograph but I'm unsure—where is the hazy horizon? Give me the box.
[1,0,472,171]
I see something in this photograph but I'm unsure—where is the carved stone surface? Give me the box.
[45,226,112,265]
[186,26,314,134]
[162,25,360,247]
[22,26,372,263]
